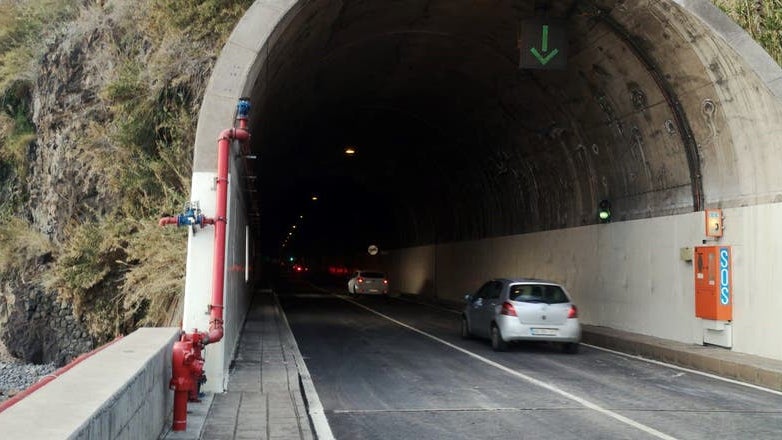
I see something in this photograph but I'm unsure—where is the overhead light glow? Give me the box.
[344,147,356,155]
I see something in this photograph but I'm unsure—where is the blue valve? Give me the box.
[174,203,208,229]
[237,98,251,118]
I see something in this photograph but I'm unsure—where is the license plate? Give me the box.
[531,328,556,336]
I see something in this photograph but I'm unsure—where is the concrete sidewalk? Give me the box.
[164,289,331,440]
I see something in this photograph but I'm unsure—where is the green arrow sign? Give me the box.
[530,25,559,65]
[520,19,567,70]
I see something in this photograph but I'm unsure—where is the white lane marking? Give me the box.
[343,297,678,440]
[584,344,782,397]
[393,296,782,397]
[330,406,585,414]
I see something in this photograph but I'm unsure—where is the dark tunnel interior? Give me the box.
[247,0,703,261]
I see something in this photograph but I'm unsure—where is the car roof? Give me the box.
[496,277,561,285]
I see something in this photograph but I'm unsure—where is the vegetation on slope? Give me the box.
[0,0,252,345]
[713,0,782,66]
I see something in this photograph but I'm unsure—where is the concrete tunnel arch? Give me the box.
[185,0,782,391]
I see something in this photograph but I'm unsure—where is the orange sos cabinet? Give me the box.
[694,246,732,321]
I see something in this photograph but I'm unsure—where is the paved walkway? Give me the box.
[165,289,331,440]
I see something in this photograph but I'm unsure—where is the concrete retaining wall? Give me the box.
[382,202,782,362]
[0,327,179,439]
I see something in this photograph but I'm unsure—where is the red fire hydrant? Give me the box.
[170,332,206,431]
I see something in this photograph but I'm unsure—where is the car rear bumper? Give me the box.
[354,286,388,294]
[496,315,581,343]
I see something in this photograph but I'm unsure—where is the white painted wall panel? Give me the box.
[384,204,782,361]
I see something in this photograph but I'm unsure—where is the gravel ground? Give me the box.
[0,341,56,403]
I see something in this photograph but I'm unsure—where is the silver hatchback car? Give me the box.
[347,270,389,296]
[461,278,581,353]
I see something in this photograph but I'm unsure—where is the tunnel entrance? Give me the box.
[240,0,726,262]
[187,0,782,391]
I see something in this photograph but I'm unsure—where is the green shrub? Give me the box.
[49,220,131,339]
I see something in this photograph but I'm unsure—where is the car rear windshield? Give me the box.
[360,272,386,279]
[509,284,568,304]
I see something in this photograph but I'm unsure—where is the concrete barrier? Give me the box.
[0,327,180,439]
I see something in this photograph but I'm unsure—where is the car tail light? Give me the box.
[501,301,517,316]
[358,277,364,283]
[568,305,578,319]
[383,279,388,284]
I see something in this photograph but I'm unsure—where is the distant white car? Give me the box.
[347,271,388,296]
[461,278,581,353]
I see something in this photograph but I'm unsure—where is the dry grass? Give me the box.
[0,217,53,275]
[713,0,782,66]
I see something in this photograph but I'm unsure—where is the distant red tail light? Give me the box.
[358,277,364,283]
[568,305,578,319]
[501,301,517,316]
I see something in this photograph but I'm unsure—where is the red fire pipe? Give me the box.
[205,124,249,344]
[0,336,123,413]
[170,107,250,431]
[159,217,179,226]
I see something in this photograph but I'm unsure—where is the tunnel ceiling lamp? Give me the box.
[598,199,612,223]
[344,146,356,156]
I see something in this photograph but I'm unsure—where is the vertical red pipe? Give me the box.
[170,103,250,432]
[206,124,249,344]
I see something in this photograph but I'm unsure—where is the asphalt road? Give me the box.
[277,288,782,440]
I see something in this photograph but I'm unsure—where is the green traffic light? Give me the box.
[598,199,611,222]
[289,257,294,262]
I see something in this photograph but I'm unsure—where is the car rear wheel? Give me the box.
[460,316,471,339]
[562,342,580,354]
[491,325,507,351]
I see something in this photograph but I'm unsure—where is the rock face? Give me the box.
[0,273,92,366]
[29,26,113,243]
[0,17,117,365]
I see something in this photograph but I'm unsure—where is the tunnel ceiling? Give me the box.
[246,0,722,258]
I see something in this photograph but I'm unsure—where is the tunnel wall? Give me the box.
[383,204,782,361]
[665,0,782,208]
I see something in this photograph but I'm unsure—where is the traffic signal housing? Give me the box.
[598,199,612,223]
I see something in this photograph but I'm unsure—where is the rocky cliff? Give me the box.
[0,0,250,366]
